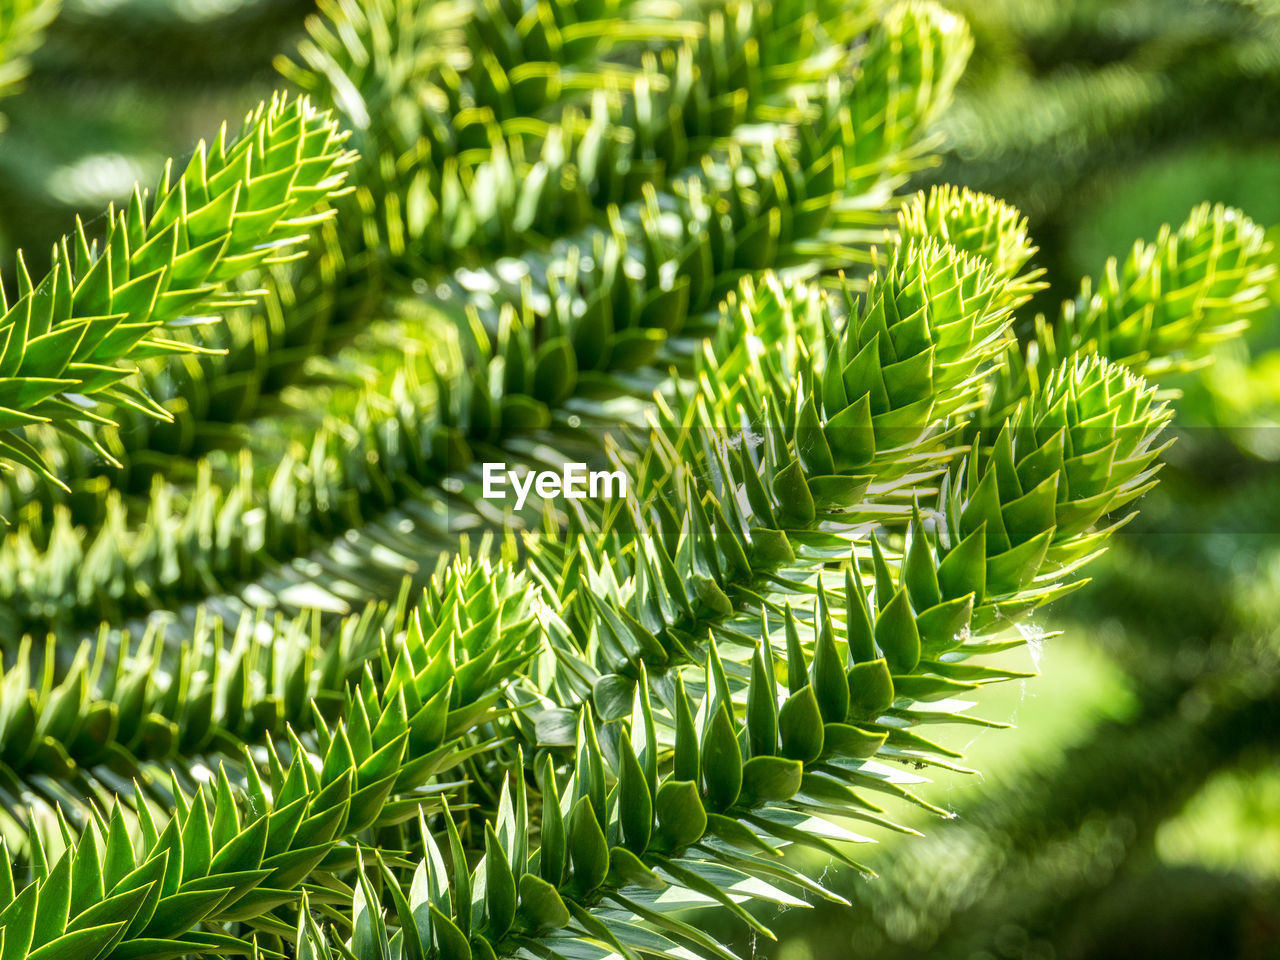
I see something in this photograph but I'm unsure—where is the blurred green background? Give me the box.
[2,0,1278,958]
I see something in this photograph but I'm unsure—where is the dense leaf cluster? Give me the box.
[0,1,1271,959]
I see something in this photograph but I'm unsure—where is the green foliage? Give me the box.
[0,1,1271,960]
[895,184,1044,305]
[0,551,536,846]
[939,0,1280,193]
[0,0,58,104]
[1058,202,1273,375]
[276,0,942,273]
[0,94,353,482]
[931,0,1280,309]
[0,0,974,635]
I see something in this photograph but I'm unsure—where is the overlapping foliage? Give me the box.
[0,94,354,482]
[0,1,1272,960]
